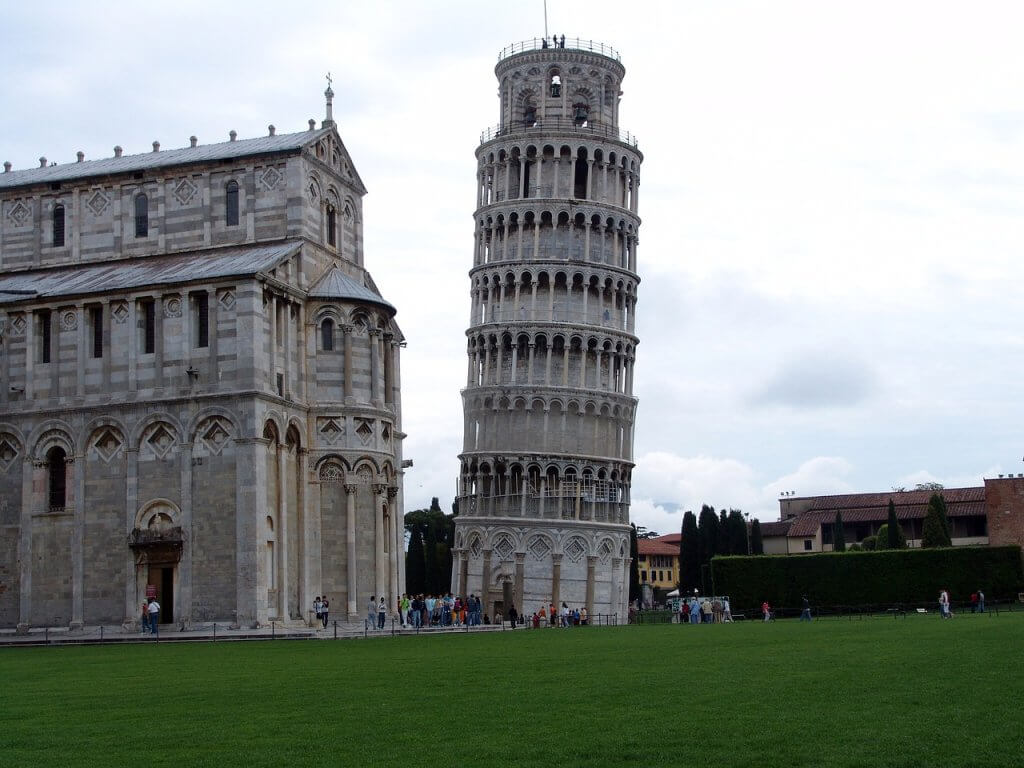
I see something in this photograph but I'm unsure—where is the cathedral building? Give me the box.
[452,38,641,621]
[0,88,406,631]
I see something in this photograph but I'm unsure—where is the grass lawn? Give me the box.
[2,614,1022,767]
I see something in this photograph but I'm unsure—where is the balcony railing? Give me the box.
[497,37,621,63]
[477,243,632,268]
[456,493,628,524]
[480,117,639,148]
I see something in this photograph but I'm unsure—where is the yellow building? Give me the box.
[637,535,680,589]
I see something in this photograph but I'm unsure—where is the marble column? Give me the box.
[344,483,358,617]
[585,555,597,619]
[373,483,386,601]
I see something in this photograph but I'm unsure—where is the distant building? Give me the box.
[762,477,1024,554]
[637,535,679,590]
[0,88,406,631]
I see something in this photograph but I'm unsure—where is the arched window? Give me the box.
[47,446,67,509]
[326,204,337,247]
[321,318,335,351]
[225,181,239,226]
[550,74,561,98]
[53,204,65,247]
[134,194,149,238]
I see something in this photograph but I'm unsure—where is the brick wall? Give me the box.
[984,477,1024,547]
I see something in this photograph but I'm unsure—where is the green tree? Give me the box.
[629,523,641,604]
[679,511,700,590]
[424,523,439,594]
[921,492,952,547]
[726,509,748,555]
[404,497,454,593]
[405,525,427,593]
[885,499,906,549]
[833,511,847,552]
[750,519,764,555]
[718,509,730,554]
[876,522,907,550]
[862,535,877,551]
[697,505,719,567]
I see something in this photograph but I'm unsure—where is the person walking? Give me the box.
[978,589,985,613]
[147,598,161,637]
[939,589,950,618]
[140,601,150,634]
[314,596,323,627]
[799,595,812,622]
[320,596,329,629]
[366,595,376,630]
[761,600,772,622]
[377,597,387,630]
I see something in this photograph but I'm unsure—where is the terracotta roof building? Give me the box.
[761,477,1024,554]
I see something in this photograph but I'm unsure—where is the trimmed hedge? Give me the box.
[712,546,1023,611]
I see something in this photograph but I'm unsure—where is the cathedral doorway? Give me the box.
[146,565,176,624]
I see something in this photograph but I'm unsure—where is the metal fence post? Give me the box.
[272,620,276,639]
[334,620,337,640]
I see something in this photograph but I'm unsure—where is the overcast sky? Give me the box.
[3,1,1023,534]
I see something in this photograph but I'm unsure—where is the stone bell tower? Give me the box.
[452,37,641,623]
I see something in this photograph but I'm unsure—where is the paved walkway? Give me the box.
[0,620,508,647]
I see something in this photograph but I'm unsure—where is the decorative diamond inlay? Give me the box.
[217,289,235,310]
[10,313,27,336]
[318,418,343,445]
[0,437,19,471]
[145,424,176,458]
[469,536,482,559]
[86,190,110,216]
[528,536,551,561]
[201,420,231,455]
[173,177,198,206]
[565,537,587,563]
[494,536,514,561]
[381,424,391,444]
[355,419,373,445]
[599,540,613,563]
[111,302,129,324]
[260,167,282,190]
[92,429,123,462]
[7,201,31,225]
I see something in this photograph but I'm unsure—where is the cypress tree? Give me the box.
[886,499,903,549]
[750,519,764,555]
[629,523,641,603]
[728,509,748,554]
[833,511,847,552]
[697,505,719,567]
[406,525,427,593]
[922,493,953,547]
[424,523,439,594]
[680,511,700,591]
[718,509,730,554]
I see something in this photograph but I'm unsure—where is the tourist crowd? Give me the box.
[678,596,733,624]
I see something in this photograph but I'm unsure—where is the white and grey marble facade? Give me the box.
[0,93,406,631]
[453,39,641,622]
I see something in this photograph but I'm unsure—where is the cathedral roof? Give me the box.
[0,128,333,190]
[0,241,301,304]
[308,266,395,313]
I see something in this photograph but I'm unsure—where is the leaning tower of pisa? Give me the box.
[452,37,641,623]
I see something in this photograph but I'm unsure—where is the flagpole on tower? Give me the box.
[544,0,548,38]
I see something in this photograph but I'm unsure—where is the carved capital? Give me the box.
[343,483,358,495]
[387,486,398,500]
[372,483,387,496]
